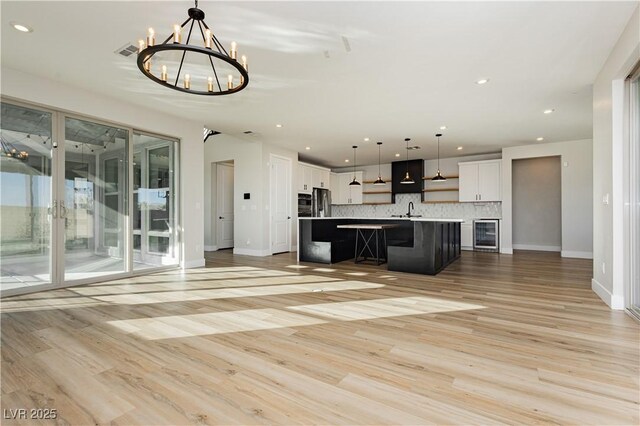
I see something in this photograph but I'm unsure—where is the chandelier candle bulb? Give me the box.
[138,39,145,53]
[227,74,233,90]
[241,55,248,71]
[184,74,191,89]
[204,29,212,48]
[230,41,237,60]
[173,24,181,43]
[161,65,167,82]
[144,58,151,72]
[147,28,155,47]
[207,77,213,92]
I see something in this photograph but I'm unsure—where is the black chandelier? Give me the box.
[1,136,28,161]
[137,0,249,96]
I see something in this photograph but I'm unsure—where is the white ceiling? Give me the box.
[1,1,637,168]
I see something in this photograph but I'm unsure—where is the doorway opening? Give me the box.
[512,156,562,253]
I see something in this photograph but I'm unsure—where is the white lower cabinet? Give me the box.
[461,222,473,250]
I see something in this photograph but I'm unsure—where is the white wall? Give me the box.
[203,134,297,256]
[1,67,205,268]
[502,140,593,259]
[593,5,640,309]
[512,157,562,251]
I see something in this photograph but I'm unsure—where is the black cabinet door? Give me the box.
[391,159,423,199]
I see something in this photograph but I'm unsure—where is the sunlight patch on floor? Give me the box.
[108,308,327,339]
[92,280,383,305]
[313,268,336,273]
[73,274,343,296]
[287,296,486,321]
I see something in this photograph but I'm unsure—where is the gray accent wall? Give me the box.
[512,156,562,251]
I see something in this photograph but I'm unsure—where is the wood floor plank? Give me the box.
[1,250,638,425]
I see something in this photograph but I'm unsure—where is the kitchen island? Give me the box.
[298,217,463,275]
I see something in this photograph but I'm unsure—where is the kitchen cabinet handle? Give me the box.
[48,200,58,218]
[219,216,224,219]
[479,194,482,201]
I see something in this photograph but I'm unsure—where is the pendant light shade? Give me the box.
[400,138,415,184]
[349,145,361,186]
[431,133,447,182]
[373,141,386,185]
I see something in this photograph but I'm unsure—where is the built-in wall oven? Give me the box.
[298,193,312,217]
[474,219,499,252]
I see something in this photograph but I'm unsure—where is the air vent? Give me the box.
[114,43,138,58]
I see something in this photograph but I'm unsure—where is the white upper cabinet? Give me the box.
[298,162,330,194]
[458,159,501,202]
[332,172,363,204]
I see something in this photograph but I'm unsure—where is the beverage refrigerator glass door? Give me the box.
[474,219,499,251]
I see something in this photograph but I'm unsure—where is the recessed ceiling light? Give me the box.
[440,126,447,130]
[543,109,554,114]
[305,146,311,150]
[276,124,283,128]
[395,153,400,157]
[476,79,489,85]
[345,159,349,163]
[10,22,32,33]
[457,146,463,150]
[363,137,369,142]
[536,137,544,141]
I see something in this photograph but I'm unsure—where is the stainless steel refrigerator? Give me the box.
[312,188,331,217]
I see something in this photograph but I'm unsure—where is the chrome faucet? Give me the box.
[407,201,414,217]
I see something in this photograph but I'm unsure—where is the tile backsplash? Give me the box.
[331,193,501,221]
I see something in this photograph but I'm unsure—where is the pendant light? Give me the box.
[431,133,446,182]
[400,138,415,184]
[373,142,386,185]
[349,145,361,186]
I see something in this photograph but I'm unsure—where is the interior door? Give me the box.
[216,163,234,249]
[270,155,291,254]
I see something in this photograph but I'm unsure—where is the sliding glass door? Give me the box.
[63,117,129,281]
[133,133,179,269]
[628,69,640,318]
[0,100,180,295]
[0,103,55,291]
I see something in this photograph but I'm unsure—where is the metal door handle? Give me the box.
[48,200,58,218]
[59,200,67,218]
[287,216,291,219]
[219,216,224,219]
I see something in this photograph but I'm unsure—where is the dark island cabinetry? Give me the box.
[298,218,461,275]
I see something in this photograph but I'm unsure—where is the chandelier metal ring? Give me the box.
[137,44,249,96]
[137,1,249,96]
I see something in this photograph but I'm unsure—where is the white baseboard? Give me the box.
[233,248,270,257]
[500,247,513,254]
[204,245,218,252]
[591,278,625,309]
[561,250,593,259]
[291,244,298,252]
[461,246,474,251]
[183,258,206,268]
[513,244,561,252]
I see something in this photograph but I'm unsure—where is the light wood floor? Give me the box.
[1,250,638,425]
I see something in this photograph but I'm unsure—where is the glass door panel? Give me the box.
[133,133,178,269]
[0,102,54,292]
[63,117,128,281]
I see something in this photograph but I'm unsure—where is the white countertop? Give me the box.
[299,217,465,222]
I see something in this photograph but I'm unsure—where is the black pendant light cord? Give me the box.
[378,143,382,176]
